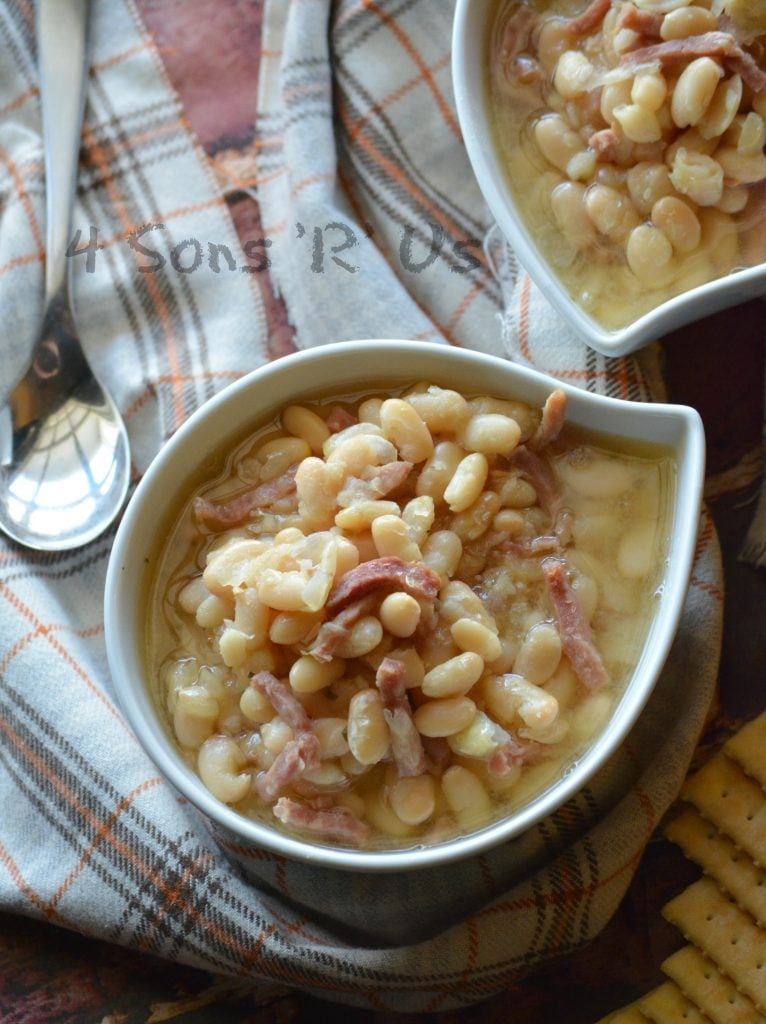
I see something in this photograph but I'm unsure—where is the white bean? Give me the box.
[422,530,463,582]
[512,622,562,685]
[554,50,594,99]
[380,592,421,638]
[404,386,470,433]
[313,717,350,759]
[422,652,484,698]
[371,514,422,562]
[534,114,584,173]
[289,655,345,694]
[174,686,219,748]
[460,414,521,456]
[661,6,716,40]
[450,491,501,542]
[671,58,723,129]
[698,75,742,141]
[613,103,662,144]
[416,441,464,503]
[585,185,640,243]
[441,765,490,827]
[651,196,701,254]
[626,224,674,286]
[450,618,502,662]
[669,149,723,207]
[282,405,330,454]
[401,495,435,545]
[626,162,674,217]
[251,436,310,482]
[443,453,489,513]
[379,399,434,463]
[347,689,389,764]
[413,696,477,737]
[447,710,507,758]
[389,775,436,826]
[198,735,250,804]
[336,616,384,658]
[335,500,401,532]
[551,182,596,249]
[239,685,274,724]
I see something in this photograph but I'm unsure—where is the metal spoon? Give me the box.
[0,0,130,551]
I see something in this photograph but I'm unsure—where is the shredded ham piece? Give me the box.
[502,534,562,559]
[194,464,299,530]
[620,30,766,89]
[325,406,357,432]
[616,2,663,37]
[255,731,321,802]
[569,0,612,36]
[542,558,609,691]
[250,671,312,732]
[512,446,560,519]
[326,556,441,614]
[338,460,413,506]
[273,797,370,844]
[306,595,379,663]
[725,52,766,93]
[487,736,539,777]
[529,389,567,451]
[376,657,426,778]
[621,30,735,65]
[589,128,622,162]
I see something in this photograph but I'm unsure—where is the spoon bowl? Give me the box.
[0,0,130,552]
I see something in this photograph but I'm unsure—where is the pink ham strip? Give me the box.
[250,671,312,731]
[326,556,441,614]
[529,389,567,452]
[511,445,560,519]
[569,0,611,37]
[376,657,426,778]
[325,406,357,432]
[616,3,663,37]
[487,737,539,778]
[255,731,321,802]
[621,31,735,66]
[361,458,413,494]
[726,53,766,93]
[620,30,766,89]
[273,797,370,845]
[542,557,609,690]
[306,594,379,663]
[338,460,413,506]
[502,535,562,559]
[589,128,622,162]
[194,464,298,530]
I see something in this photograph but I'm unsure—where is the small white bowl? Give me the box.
[104,341,704,872]
[451,1,766,357]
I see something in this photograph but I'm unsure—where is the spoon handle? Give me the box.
[37,0,89,304]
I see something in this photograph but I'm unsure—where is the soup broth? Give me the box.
[488,0,766,329]
[148,384,674,850]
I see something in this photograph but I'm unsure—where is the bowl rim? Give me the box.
[105,339,705,873]
[450,0,766,358]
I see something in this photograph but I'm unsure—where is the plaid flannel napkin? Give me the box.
[0,0,723,1012]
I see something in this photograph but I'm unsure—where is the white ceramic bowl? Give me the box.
[104,340,704,872]
[451,1,766,357]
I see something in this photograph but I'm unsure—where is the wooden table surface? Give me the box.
[2,2,764,1021]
